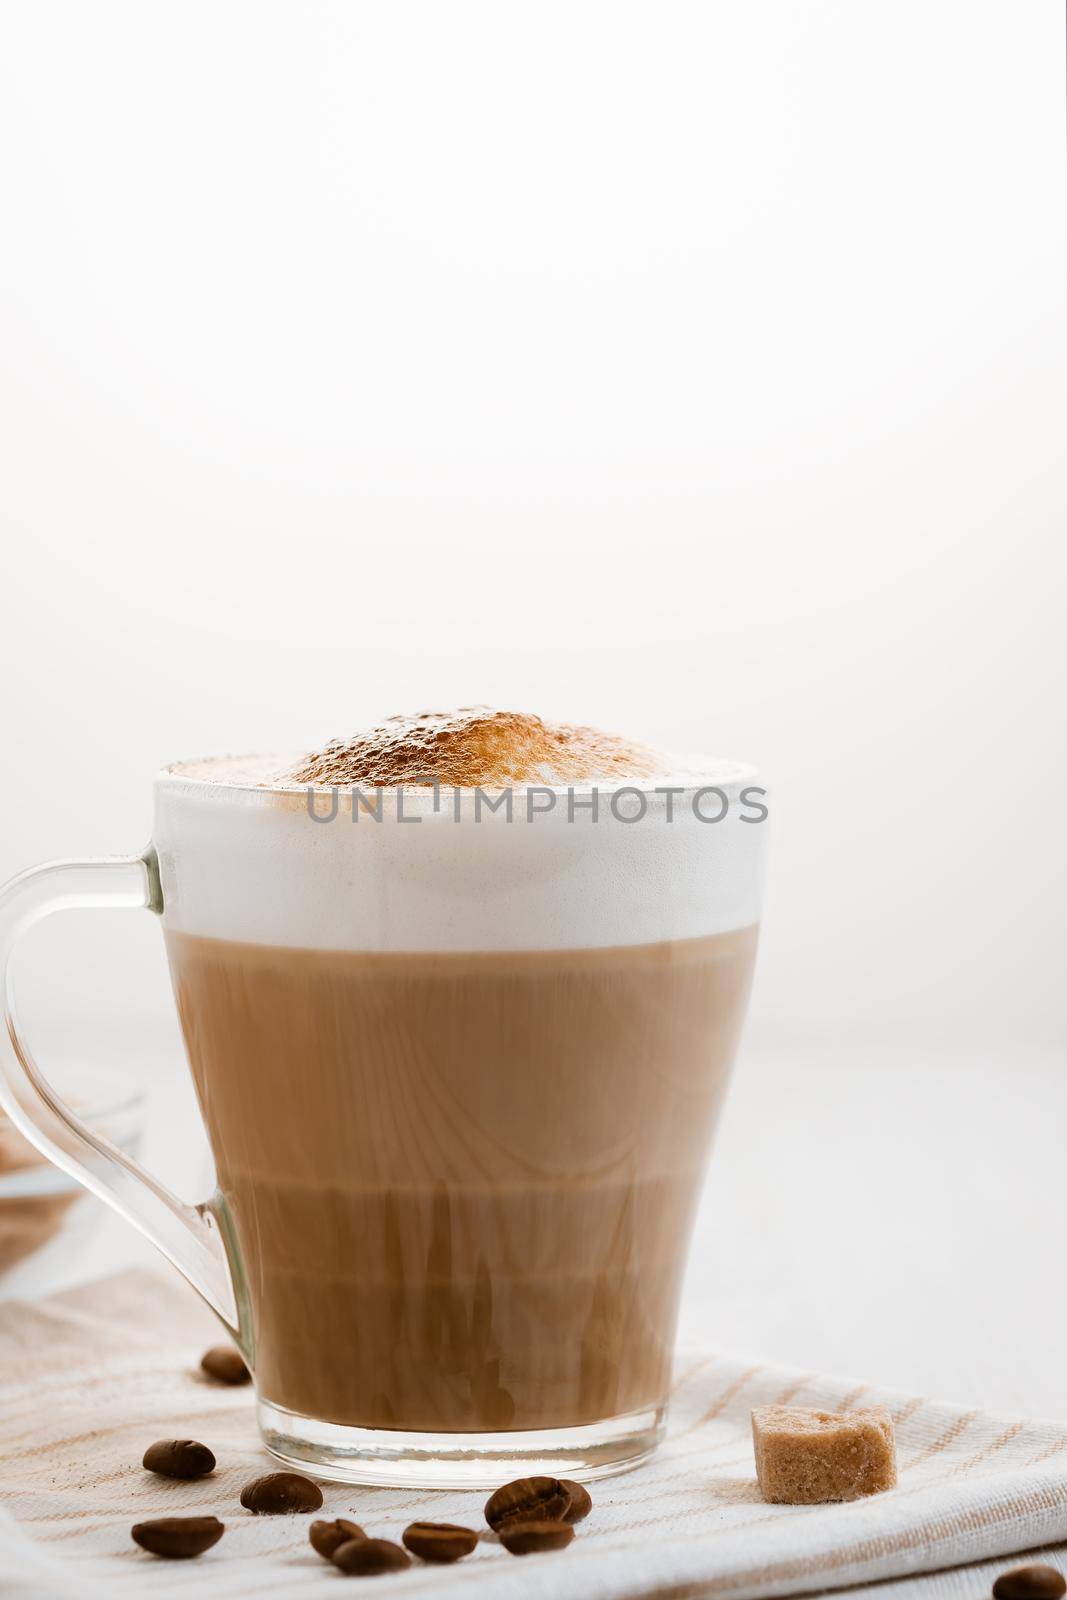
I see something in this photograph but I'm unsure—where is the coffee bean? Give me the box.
[484,1476,572,1530]
[499,1519,575,1556]
[240,1471,323,1513]
[309,1518,367,1560]
[131,1516,225,1559]
[993,1568,1067,1600]
[559,1479,592,1523]
[142,1438,216,1480]
[402,1521,479,1563]
[332,1537,412,1574]
[200,1345,251,1385]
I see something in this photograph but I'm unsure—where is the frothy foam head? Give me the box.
[167,708,739,793]
[288,708,664,789]
[155,709,766,952]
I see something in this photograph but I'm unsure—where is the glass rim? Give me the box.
[157,754,761,798]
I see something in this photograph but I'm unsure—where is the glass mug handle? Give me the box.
[0,852,242,1345]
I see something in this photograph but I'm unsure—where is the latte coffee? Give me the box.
[0,709,765,1483]
[151,710,767,1477]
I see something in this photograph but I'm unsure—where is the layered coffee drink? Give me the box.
[159,710,764,1453]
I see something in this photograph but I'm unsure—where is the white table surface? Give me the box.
[5,1027,1065,1426]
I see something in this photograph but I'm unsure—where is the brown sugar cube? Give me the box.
[752,1405,897,1503]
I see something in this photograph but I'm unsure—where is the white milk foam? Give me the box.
[154,754,767,952]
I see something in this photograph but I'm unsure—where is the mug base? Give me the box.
[257,1397,666,1488]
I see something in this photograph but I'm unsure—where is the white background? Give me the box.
[1,3,1065,1408]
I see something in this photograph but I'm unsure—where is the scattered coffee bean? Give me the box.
[484,1476,572,1531]
[240,1471,323,1514]
[402,1521,479,1563]
[200,1345,251,1385]
[309,1518,367,1560]
[559,1479,592,1523]
[993,1569,1067,1600]
[499,1519,575,1556]
[332,1537,412,1574]
[142,1438,216,1480]
[131,1516,225,1559]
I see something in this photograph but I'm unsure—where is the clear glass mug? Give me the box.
[0,761,766,1486]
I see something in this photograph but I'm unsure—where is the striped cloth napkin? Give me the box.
[2,1269,1066,1600]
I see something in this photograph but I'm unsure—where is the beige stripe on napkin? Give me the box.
[1,1269,1066,1600]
